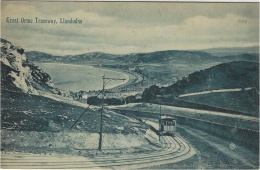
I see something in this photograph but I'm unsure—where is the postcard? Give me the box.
[1,1,259,169]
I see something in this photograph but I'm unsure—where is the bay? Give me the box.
[36,63,129,92]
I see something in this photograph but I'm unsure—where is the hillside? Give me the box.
[0,39,58,94]
[142,61,259,116]
[1,39,91,99]
[164,61,259,95]
[178,89,259,116]
[1,78,148,156]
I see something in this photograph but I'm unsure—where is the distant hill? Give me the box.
[26,50,217,64]
[25,51,55,62]
[221,53,259,62]
[25,51,123,64]
[121,50,217,64]
[203,46,259,57]
[26,46,259,65]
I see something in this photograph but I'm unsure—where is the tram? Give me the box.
[159,115,176,136]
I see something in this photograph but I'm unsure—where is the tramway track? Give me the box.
[2,135,196,169]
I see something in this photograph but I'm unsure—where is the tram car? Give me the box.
[159,115,176,136]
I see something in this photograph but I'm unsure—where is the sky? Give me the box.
[1,2,259,55]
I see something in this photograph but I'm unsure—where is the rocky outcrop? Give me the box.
[1,39,54,94]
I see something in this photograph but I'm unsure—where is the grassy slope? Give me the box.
[1,85,151,156]
[1,87,140,134]
[178,89,259,116]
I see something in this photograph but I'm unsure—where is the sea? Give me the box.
[36,63,129,92]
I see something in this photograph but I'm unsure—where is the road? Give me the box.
[110,103,259,132]
[178,87,254,97]
[106,68,144,91]
[177,124,259,169]
[1,135,195,169]
[113,103,259,122]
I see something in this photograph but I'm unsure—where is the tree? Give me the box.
[142,85,160,101]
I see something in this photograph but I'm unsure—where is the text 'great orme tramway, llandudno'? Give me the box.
[5,17,83,25]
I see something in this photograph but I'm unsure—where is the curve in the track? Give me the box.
[1,135,196,169]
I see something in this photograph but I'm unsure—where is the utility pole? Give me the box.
[159,100,161,142]
[147,73,150,88]
[98,75,125,151]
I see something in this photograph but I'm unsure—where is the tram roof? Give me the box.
[161,115,175,120]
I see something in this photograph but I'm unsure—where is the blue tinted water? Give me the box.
[36,63,129,92]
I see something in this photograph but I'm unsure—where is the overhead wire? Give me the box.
[138,104,160,129]
[70,90,102,129]
[71,88,161,130]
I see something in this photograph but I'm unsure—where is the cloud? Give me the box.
[1,2,259,55]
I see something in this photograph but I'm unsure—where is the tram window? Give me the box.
[161,120,165,125]
[161,119,175,126]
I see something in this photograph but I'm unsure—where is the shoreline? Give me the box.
[93,65,144,90]
[35,62,133,92]
[90,65,131,89]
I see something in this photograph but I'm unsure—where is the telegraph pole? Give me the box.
[98,76,105,151]
[147,73,150,88]
[159,100,162,142]
[98,75,125,151]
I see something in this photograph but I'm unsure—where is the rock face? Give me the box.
[1,39,54,94]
